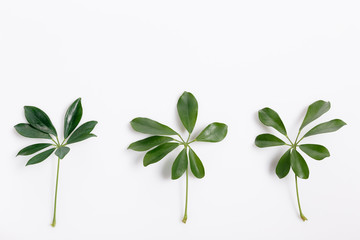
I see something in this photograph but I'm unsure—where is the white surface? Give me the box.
[0,1,359,239]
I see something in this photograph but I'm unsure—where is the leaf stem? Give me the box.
[51,157,61,227]
[294,131,302,145]
[182,167,189,224]
[285,135,294,145]
[295,175,307,221]
[177,133,186,143]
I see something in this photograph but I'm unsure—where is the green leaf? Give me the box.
[299,144,330,160]
[26,148,55,166]
[300,100,330,130]
[303,119,346,138]
[195,122,228,142]
[143,142,179,166]
[177,92,198,133]
[276,149,291,179]
[24,106,57,136]
[258,107,287,135]
[66,121,97,144]
[14,123,51,139]
[17,143,53,156]
[64,98,83,139]
[171,148,188,179]
[128,136,174,151]
[255,134,286,148]
[130,117,178,135]
[188,148,205,178]
[290,149,309,179]
[55,146,70,159]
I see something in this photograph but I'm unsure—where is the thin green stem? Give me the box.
[182,168,189,224]
[295,175,308,221]
[50,138,58,146]
[176,133,186,143]
[285,135,294,145]
[294,131,302,145]
[51,157,61,227]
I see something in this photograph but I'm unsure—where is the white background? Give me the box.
[0,1,359,239]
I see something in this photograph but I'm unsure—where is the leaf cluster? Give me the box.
[129,92,228,179]
[255,100,346,179]
[15,98,97,165]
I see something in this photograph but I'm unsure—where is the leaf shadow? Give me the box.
[269,149,286,175]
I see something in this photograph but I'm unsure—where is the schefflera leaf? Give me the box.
[303,119,346,138]
[14,123,51,139]
[55,146,70,159]
[299,144,330,160]
[128,136,174,151]
[189,148,205,178]
[276,149,291,178]
[17,143,53,156]
[255,134,286,148]
[24,106,57,136]
[143,142,180,166]
[177,92,198,134]
[171,149,188,179]
[67,121,98,144]
[290,149,309,179]
[300,100,330,131]
[258,107,287,135]
[195,122,228,142]
[26,148,56,166]
[64,98,83,139]
[131,118,178,135]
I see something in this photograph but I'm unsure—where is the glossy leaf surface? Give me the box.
[195,122,228,142]
[171,148,188,179]
[24,106,57,136]
[128,136,174,151]
[177,92,198,133]
[14,123,51,139]
[299,144,330,160]
[189,148,205,178]
[131,118,178,135]
[276,149,291,178]
[67,121,97,144]
[55,147,70,159]
[303,119,346,138]
[26,148,55,166]
[17,143,53,156]
[143,143,179,166]
[300,100,330,130]
[290,149,309,179]
[255,134,286,148]
[64,98,83,139]
[258,107,287,135]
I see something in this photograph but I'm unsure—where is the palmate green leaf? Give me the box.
[17,143,53,156]
[26,148,56,166]
[14,123,51,139]
[300,100,330,131]
[128,136,174,151]
[276,149,291,179]
[171,148,188,180]
[24,106,57,136]
[258,107,287,135]
[67,121,97,144]
[55,146,70,159]
[177,92,198,134]
[64,98,83,139]
[255,134,286,148]
[143,142,180,166]
[195,122,227,142]
[130,118,178,135]
[290,149,309,179]
[189,148,205,178]
[303,119,346,138]
[299,144,330,160]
